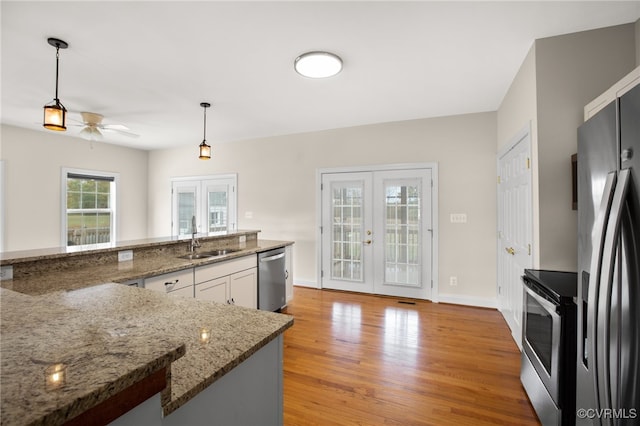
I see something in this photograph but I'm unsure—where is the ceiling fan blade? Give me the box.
[103,127,140,138]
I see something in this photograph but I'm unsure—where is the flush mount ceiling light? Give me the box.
[198,102,211,160]
[294,51,342,78]
[43,37,69,131]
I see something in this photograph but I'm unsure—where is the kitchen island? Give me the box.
[0,283,293,425]
[0,231,294,425]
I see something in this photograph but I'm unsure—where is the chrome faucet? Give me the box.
[189,216,201,253]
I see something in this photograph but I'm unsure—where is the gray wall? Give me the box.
[535,23,636,270]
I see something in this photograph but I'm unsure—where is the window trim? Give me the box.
[61,167,120,250]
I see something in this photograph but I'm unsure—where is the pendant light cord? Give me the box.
[54,46,60,102]
[202,104,207,142]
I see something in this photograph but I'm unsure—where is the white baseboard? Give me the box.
[438,293,498,309]
[291,283,497,309]
[293,280,318,288]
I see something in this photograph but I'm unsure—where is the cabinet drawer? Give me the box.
[195,255,257,283]
[144,269,194,294]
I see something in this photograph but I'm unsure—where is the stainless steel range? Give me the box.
[521,269,577,426]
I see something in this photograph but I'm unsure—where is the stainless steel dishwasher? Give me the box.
[258,247,286,311]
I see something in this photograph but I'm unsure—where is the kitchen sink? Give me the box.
[177,248,238,260]
[177,253,215,260]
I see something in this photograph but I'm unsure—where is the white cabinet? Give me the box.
[195,276,228,303]
[195,256,257,309]
[229,269,257,308]
[144,269,194,298]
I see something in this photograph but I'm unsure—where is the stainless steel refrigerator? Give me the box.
[577,83,640,425]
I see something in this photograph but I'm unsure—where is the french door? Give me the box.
[321,167,434,300]
[171,175,237,237]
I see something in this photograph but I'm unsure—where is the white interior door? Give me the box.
[321,167,434,300]
[497,128,533,348]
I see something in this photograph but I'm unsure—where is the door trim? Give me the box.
[316,163,439,302]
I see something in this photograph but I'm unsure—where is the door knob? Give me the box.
[363,240,372,245]
[505,247,515,255]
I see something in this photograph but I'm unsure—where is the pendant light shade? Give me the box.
[198,102,211,160]
[43,38,68,131]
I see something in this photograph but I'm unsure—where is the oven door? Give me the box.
[522,284,562,404]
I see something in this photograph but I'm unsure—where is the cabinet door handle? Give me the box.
[164,279,179,292]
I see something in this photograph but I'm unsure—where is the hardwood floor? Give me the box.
[281,287,540,426]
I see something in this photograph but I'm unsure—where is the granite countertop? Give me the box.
[0,283,294,424]
[1,239,292,296]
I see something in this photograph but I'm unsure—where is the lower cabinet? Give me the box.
[143,255,258,308]
[195,256,257,309]
[195,276,228,304]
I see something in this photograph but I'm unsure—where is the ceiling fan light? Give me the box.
[80,126,102,141]
[199,140,211,160]
[294,51,342,78]
[43,100,67,131]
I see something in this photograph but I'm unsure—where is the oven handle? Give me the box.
[586,171,617,419]
[596,168,631,419]
[524,285,559,318]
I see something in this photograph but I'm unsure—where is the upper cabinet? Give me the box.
[584,66,640,120]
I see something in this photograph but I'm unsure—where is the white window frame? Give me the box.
[61,167,119,251]
[171,174,237,238]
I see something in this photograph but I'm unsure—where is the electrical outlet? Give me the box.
[239,235,246,243]
[245,211,253,219]
[0,265,14,280]
[449,276,458,286]
[118,250,133,262]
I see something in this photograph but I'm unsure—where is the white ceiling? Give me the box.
[2,1,639,150]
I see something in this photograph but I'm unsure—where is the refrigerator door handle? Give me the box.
[595,168,631,420]
[586,171,617,418]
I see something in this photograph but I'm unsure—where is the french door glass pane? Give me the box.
[208,190,228,233]
[331,182,363,282]
[178,192,196,235]
[384,181,421,286]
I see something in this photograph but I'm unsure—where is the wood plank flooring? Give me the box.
[281,287,540,426]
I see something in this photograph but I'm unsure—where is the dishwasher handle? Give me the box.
[260,252,285,262]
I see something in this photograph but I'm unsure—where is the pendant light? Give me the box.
[43,38,69,131]
[198,102,211,160]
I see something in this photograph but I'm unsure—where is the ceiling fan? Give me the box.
[71,112,139,140]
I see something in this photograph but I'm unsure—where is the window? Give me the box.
[62,168,118,249]
[171,174,237,237]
